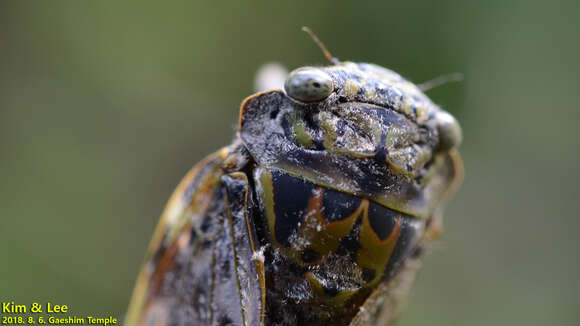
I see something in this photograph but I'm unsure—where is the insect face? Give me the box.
[240,62,461,218]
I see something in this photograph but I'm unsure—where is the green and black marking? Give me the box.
[126,60,463,326]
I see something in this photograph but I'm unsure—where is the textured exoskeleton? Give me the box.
[125,61,463,326]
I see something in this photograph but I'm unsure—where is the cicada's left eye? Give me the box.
[435,110,462,150]
[284,67,334,102]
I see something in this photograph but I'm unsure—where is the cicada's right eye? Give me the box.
[284,67,334,102]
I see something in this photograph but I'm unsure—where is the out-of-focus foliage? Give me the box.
[1,1,578,325]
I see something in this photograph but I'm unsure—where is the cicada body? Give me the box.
[125,61,463,326]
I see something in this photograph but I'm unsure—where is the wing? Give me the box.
[125,147,266,326]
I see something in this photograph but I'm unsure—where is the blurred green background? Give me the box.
[1,1,578,325]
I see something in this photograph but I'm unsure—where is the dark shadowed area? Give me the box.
[1,1,578,325]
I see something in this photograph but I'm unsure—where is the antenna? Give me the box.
[301,27,340,65]
[418,73,464,92]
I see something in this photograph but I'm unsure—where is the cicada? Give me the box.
[125,31,463,326]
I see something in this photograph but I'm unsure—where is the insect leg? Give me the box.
[222,172,267,326]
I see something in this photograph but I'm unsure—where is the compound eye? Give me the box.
[435,110,462,150]
[284,67,334,102]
